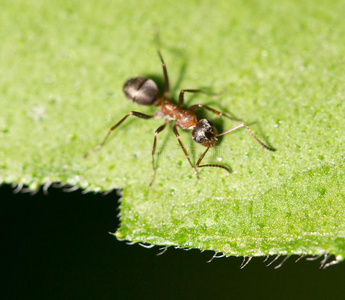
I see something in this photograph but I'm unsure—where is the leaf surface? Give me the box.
[1,0,345,260]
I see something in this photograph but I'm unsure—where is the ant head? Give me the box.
[192,119,218,147]
[123,77,158,106]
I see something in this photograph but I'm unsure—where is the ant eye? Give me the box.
[195,136,206,144]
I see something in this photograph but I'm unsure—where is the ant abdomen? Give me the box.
[123,77,158,106]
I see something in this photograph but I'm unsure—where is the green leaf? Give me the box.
[1,0,345,261]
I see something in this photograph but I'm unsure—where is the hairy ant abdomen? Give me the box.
[123,77,158,105]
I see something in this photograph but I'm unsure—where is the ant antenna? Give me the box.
[216,123,275,151]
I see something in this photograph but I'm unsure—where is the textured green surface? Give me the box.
[1,0,345,260]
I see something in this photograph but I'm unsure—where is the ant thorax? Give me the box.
[158,102,198,130]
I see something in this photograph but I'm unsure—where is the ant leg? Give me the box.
[189,103,237,120]
[172,124,199,179]
[84,111,153,157]
[179,89,225,107]
[189,104,276,151]
[178,89,202,107]
[196,147,231,173]
[150,123,167,186]
[157,51,169,99]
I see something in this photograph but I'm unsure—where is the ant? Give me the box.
[85,51,275,185]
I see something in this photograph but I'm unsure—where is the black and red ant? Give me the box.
[85,52,275,185]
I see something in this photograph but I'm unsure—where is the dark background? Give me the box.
[1,184,344,299]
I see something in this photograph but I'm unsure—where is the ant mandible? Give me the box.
[85,51,275,185]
